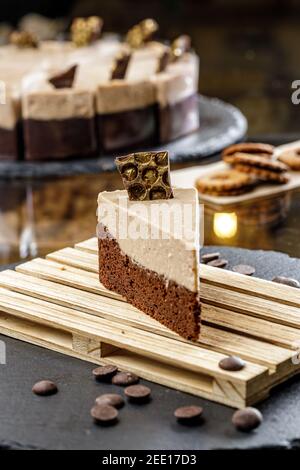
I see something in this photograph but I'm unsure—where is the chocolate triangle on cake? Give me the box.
[97,151,201,341]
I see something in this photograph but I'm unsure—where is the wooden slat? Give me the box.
[75,238,300,310]
[48,247,300,334]
[47,247,98,273]
[202,282,300,330]
[7,265,294,372]
[202,304,300,350]
[0,237,298,407]
[0,286,268,387]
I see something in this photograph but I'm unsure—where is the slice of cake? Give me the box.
[97,151,201,340]
[22,65,97,161]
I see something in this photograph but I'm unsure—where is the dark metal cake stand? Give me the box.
[0,246,299,450]
[0,95,247,180]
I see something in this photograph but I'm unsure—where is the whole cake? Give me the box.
[97,151,201,340]
[0,17,200,162]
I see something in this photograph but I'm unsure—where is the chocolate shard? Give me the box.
[172,34,192,61]
[126,18,158,49]
[71,16,103,47]
[49,65,78,89]
[111,52,132,80]
[115,151,174,201]
[10,30,38,48]
[157,49,171,73]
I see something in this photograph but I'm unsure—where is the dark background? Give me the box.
[1,0,300,136]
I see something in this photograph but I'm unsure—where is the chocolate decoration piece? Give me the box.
[90,404,118,425]
[49,65,77,89]
[219,356,246,372]
[115,151,174,201]
[207,258,228,268]
[10,30,38,48]
[139,18,158,42]
[112,371,140,386]
[95,393,124,409]
[111,52,132,80]
[232,264,256,276]
[172,34,191,61]
[174,405,203,422]
[272,276,300,288]
[201,252,220,264]
[157,49,171,73]
[32,380,58,396]
[232,407,263,432]
[126,18,158,48]
[71,16,103,47]
[124,384,151,403]
[92,365,118,382]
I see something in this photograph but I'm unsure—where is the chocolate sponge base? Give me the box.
[98,224,201,341]
[24,117,97,161]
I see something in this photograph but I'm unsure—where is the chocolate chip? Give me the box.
[92,365,118,382]
[232,265,256,276]
[124,385,151,403]
[112,371,140,386]
[32,380,58,396]
[95,393,124,409]
[272,276,300,288]
[219,356,245,371]
[201,252,220,264]
[90,404,118,425]
[232,407,263,432]
[174,405,203,423]
[207,258,228,268]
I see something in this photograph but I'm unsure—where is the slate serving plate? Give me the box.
[0,95,247,180]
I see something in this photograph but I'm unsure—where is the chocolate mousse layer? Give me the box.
[24,118,97,161]
[0,124,22,161]
[97,105,158,152]
[159,93,199,143]
[98,224,201,341]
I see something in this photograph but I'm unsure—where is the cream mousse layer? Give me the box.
[151,53,199,107]
[97,188,200,293]
[21,70,95,121]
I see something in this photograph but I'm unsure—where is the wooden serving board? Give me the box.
[171,141,300,207]
[0,238,299,408]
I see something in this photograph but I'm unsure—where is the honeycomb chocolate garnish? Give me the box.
[150,186,167,200]
[157,49,171,73]
[172,34,192,61]
[142,167,158,185]
[121,163,138,182]
[155,151,168,166]
[10,30,38,49]
[139,18,158,42]
[135,153,152,164]
[128,184,147,201]
[115,151,174,201]
[126,18,158,49]
[111,52,132,80]
[49,65,77,89]
[71,16,103,47]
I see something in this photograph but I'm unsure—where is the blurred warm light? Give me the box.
[213,212,237,239]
